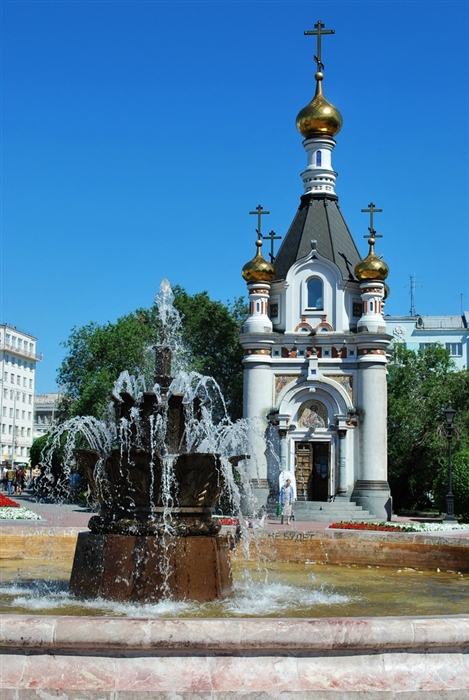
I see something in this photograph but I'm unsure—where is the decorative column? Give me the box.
[352,338,392,520]
[278,429,288,471]
[336,428,347,497]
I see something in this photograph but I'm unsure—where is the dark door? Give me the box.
[295,442,312,501]
[295,441,329,502]
[311,442,329,502]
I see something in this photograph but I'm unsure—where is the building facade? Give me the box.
[240,26,392,519]
[0,324,41,465]
[34,393,59,439]
[385,313,469,371]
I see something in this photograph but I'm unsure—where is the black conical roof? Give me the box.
[273,194,361,282]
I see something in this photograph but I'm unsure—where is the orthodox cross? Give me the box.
[304,20,335,70]
[263,229,282,262]
[249,204,270,239]
[361,202,383,239]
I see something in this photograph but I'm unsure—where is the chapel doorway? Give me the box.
[295,441,329,501]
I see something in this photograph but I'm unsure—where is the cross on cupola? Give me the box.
[263,230,282,262]
[304,20,335,70]
[249,204,270,239]
[361,202,383,240]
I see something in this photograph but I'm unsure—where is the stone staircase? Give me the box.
[268,499,379,523]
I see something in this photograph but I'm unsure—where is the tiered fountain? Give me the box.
[69,280,242,603]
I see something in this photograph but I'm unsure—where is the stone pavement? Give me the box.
[3,489,469,537]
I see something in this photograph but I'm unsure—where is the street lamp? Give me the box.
[442,403,457,522]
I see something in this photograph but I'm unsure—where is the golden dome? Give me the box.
[296,72,343,138]
[383,283,390,300]
[354,237,389,282]
[242,238,275,283]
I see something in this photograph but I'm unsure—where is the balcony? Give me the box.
[1,341,42,362]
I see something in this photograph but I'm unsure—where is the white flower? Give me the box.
[0,507,42,520]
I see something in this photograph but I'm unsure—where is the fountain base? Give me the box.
[69,532,233,603]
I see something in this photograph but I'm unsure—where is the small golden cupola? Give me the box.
[354,236,389,282]
[296,69,343,139]
[242,238,275,284]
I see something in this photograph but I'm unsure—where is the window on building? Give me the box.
[307,278,324,309]
[3,372,7,381]
[419,343,437,351]
[316,150,322,166]
[17,376,21,385]
[9,408,13,418]
[446,343,463,356]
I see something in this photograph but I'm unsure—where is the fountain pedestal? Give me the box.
[70,531,233,602]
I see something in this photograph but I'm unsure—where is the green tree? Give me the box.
[387,343,469,513]
[172,287,246,419]
[57,313,156,419]
[56,288,247,421]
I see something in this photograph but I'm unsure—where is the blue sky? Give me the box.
[1,0,468,394]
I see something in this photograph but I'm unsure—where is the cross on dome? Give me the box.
[361,202,383,238]
[263,229,282,262]
[249,204,270,238]
[304,20,335,70]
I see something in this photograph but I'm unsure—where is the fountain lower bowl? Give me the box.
[69,530,233,602]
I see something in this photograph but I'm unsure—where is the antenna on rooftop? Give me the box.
[405,275,422,316]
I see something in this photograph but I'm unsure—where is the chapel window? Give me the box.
[307,278,323,309]
[316,151,322,166]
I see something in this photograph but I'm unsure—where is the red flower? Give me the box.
[329,521,404,532]
[0,493,21,508]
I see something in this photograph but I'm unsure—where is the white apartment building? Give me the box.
[385,313,469,371]
[0,324,41,465]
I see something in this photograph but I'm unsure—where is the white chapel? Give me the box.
[240,22,392,520]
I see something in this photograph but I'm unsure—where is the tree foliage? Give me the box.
[387,343,469,516]
[56,288,247,421]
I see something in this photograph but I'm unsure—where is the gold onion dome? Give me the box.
[354,237,390,282]
[242,238,275,283]
[296,71,343,138]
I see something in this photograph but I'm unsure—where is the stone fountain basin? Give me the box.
[2,527,469,697]
[2,614,469,697]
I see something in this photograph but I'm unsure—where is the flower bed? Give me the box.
[0,493,20,508]
[0,507,42,520]
[0,494,42,520]
[329,521,469,533]
[329,522,408,532]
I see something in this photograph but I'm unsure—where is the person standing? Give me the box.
[6,466,15,495]
[279,478,295,525]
